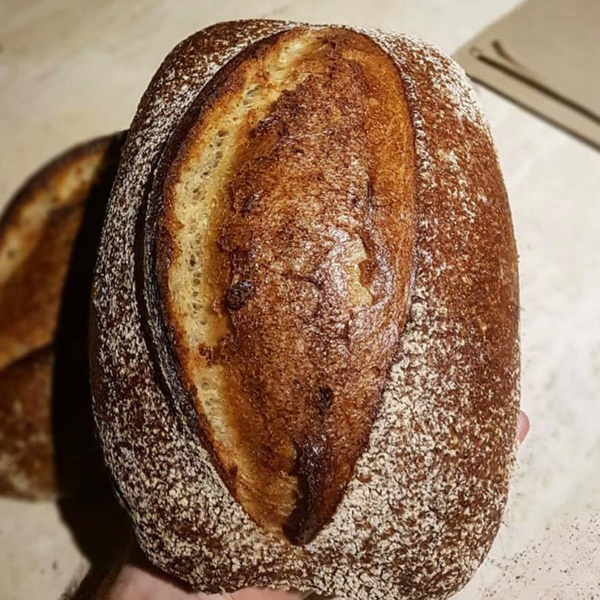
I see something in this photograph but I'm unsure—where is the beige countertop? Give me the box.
[1,1,599,598]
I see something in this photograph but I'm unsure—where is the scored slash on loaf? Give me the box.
[148,26,416,545]
[90,20,520,600]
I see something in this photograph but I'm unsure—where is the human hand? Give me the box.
[105,555,310,600]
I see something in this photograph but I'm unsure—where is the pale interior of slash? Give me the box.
[164,30,332,530]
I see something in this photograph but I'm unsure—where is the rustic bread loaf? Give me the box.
[90,21,520,600]
[0,135,123,499]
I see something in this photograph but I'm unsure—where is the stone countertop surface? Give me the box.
[1,0,598,598]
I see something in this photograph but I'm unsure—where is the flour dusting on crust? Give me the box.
[91,21,520,600]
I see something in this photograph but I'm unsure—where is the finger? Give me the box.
[517,410,530,444]
[105,561,311,600]
[230,588,312,599]
[106,564,196,600]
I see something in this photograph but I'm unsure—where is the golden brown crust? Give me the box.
[0,134,124,499]
[0,136,118,370]
[154,27,415,542]
[0,206,84,370]
[91,20,520,600]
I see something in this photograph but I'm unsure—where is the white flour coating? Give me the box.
[92,21,519,600]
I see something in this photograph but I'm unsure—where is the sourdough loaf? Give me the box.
[0,134,123,498]
[91,21,520,600]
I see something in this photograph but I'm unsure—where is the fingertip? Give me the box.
[518,410,530,444]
